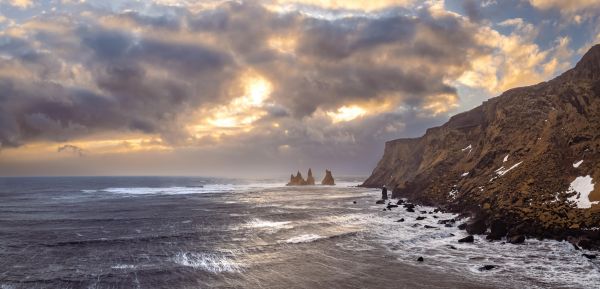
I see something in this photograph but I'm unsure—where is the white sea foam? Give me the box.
[111,264,136,269]
[172,252,242,273]
[367,201,600,289]
[283,234,324,244]
[244,218,293,231]
[83,183,284,195]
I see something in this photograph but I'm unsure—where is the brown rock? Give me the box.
[361,44,600,244]
[321,169,336,186]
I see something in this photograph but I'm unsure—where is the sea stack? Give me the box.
[306,168,316,185]
[321,169,335,185]
[287,171,306,186]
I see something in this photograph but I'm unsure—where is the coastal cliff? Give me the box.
[363,44,600,246]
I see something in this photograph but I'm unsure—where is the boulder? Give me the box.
[466,217,487,235]
[486,220,508,240]
[376,200,386,204]
[417,257,424,262]
[387,204,399,209]
[321,169,336,185]
[478,265,497,271]
[508,235,525,244]
[395,218,405,222]
[406,208,415,212]
[424,225,437,229]
[416,216,427,220]
[458,235,475,243]
[582,254,597,259]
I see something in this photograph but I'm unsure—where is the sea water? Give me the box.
[0,176,598,288]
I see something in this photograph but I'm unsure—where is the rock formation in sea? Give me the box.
[363,44,600,248]
[321,169,335,185]
[287,171,306,186]
[306,168,316,185]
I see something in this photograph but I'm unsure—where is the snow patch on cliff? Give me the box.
[495,162,523,176]
[573,160,583,168]
[461,144,472,152]
[567,176,597,209]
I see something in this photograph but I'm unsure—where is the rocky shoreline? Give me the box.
[362,44,600,250]
[373,196,598,259]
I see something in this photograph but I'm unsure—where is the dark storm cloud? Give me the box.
[57,144,85,156]
[0,0,487,155]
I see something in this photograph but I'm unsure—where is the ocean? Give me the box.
[0,176,598,289]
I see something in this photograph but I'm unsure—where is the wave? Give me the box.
[172,252,242,273]
[283,234,324,244]
[82,183,285,195]
[281,232,358,244]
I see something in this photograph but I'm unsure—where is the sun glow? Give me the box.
[327,105,367,123]
[195,73,273,136]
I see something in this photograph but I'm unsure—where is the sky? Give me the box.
[0,0,598,178]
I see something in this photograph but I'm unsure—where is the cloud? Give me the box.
[2,0,33,9]
[0,0,591,176]
[528,0,600,13]
[57,144,85,156]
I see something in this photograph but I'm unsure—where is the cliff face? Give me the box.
[363,45,600,240]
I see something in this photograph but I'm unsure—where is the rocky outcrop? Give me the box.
[306,168,316,185]
[286,169,334,186]
[362,44,600,247]
[287,171,306,186]
[321,169,335,185]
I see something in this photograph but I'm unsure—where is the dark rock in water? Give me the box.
[382,208,387,211]
[420,210,427,214]
[424,225,437,229]
[583,254,597,259]
[412,224,421,228]
[321,169,335,185]
[417,257,424,262]
[447,245,457,250]
[508,235,525,244]
[403,203,416,209]
[445,223,453,227]
[466,217,487,235]
[478,265,497,271]
[486,220,508,240]
[353,201,357,204]
[458,235,475,243]
[395,218,405,222]
[433,215,438,219]
[287,171,306,186]
[306,168,316,185]
[457,223,467,230]
[434,208,441,213]
[449,233,455,236]
[396,199,405,205]
[416,216,427,220]
[376,200,386,204]
[572,243,581,250]
[578,239,594,250]
[387,204,399,209]
[439,219,456,225]
[406,208,415,212]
